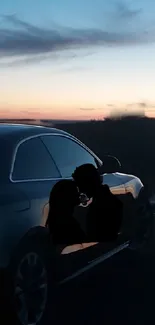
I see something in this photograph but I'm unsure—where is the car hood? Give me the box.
[103,172,144,199]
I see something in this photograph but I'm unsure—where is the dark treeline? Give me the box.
[57,116,155,193]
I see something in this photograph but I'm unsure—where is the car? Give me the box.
[0,123,154,325]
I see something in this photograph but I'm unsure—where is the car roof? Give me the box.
[0,123,69,139]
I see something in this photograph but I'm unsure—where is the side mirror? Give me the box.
[99,155,122,174]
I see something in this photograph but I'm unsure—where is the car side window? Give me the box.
[41,135,98,178]
[12,137,61,181]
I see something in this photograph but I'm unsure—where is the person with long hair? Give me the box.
[46,179,86,245]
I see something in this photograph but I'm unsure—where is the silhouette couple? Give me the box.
[46,164,123,245]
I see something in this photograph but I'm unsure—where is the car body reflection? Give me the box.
[60,242,98,255]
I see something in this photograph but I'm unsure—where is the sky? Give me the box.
[0,0,155,120]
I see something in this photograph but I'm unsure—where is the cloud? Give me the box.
[0,49,96,68]
[137,102,155,110]
[138,102,147,108]
[0,13,154,66]
[80,108,96,111]
[0,52,77,67]
[115,1,142,20]
[0,16,138,56]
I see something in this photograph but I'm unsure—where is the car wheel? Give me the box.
[6,233,58,325]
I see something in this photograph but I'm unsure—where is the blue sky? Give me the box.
[0,0,155,119]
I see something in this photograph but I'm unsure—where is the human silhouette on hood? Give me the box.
[46,179,86,245]
[72,164,123,242]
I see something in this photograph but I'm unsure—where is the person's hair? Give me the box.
[46,179,80,233]
[72,163,102,197]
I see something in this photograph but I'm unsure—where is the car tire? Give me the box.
[3,230,59,325]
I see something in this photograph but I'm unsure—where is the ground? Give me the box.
[49,249,155,325]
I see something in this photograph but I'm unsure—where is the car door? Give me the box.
[10,136,62,234]
[41,134,121,273]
